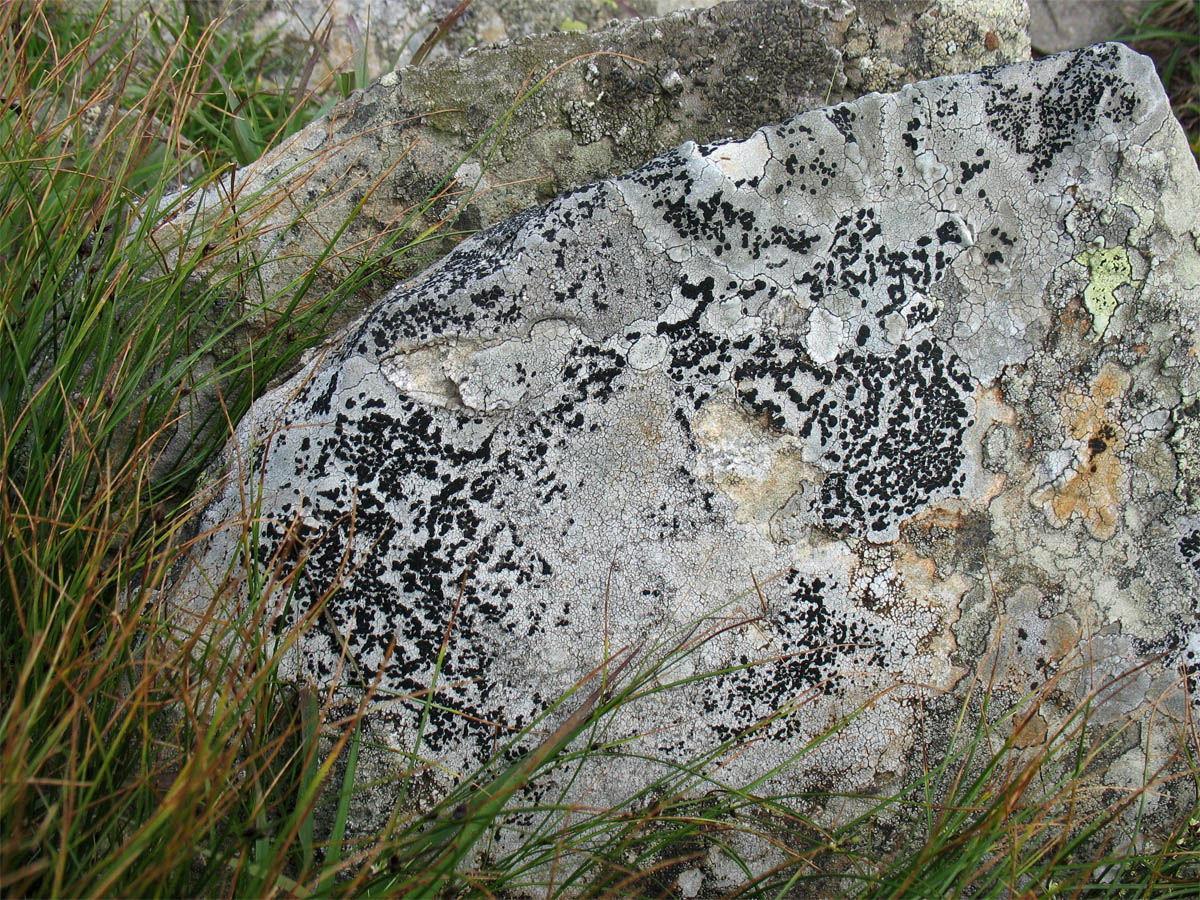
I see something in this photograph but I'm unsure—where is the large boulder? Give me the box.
[172,41,1200,876]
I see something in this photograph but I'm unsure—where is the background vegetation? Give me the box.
[1115,0,1199,157]
[2,1,1197,896]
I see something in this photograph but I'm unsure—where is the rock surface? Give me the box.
[148,0,1030,480]
[159,0,1031,317]
[173,42,1200,876]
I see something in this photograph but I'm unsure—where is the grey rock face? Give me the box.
[148,0,1030,481]
[159,0,1030,317]
[173,43,1200,849]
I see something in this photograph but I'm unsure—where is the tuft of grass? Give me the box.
[1,2,1198,898]
[0,1,453,894]
[822,664,1200,899]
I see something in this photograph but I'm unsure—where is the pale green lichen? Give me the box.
[1075,245,1132,335]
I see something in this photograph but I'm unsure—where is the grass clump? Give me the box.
[0,1,426,894]
[1,2,1198,897]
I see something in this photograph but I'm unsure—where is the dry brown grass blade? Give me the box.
[410,0,474,68]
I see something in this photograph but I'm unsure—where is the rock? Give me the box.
[246,1,714,77]
[147,0,1030,478]
[171,42,1200,876]
[74,2,718,86]
[156,0,1031,319]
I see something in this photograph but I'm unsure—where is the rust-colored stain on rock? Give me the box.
[1033,364,1130,540]
[1012,710,1048,748]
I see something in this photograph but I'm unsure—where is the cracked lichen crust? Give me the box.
[147,0,1030,479]
[175,45,1200,821]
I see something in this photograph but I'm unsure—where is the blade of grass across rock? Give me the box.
[324,717,361,871]
[297,684,321,874]
[410,0,474,68]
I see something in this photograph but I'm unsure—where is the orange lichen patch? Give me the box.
[1012,711,1048,749]
[1058,296,1095,339]
[887,547,967,660]
[894,544,938,584]
[1036,612,1085,666]
[1033,364,1131,540]
[1044,423,1124,537]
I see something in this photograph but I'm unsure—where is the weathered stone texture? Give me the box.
[173,43,1200,874]
[247,1,717,76]
[159,0,1030,317]
[1028,0,1150,53]
[76,3,723,81]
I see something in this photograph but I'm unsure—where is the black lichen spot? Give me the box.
[734,337,974,539]
[1180,526,1200,577]
[981,44,1141,180]
[702,572,883,742]
[902,116,922,153]
[827,105,858,145]
[1088,424,1116,459]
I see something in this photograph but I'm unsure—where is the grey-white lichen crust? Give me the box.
[179,44,1200,805]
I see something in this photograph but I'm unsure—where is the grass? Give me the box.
[1,1,1198,897]
[1115,0,1200,156]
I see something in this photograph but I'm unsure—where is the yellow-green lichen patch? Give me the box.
[1074,244,1132,336]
